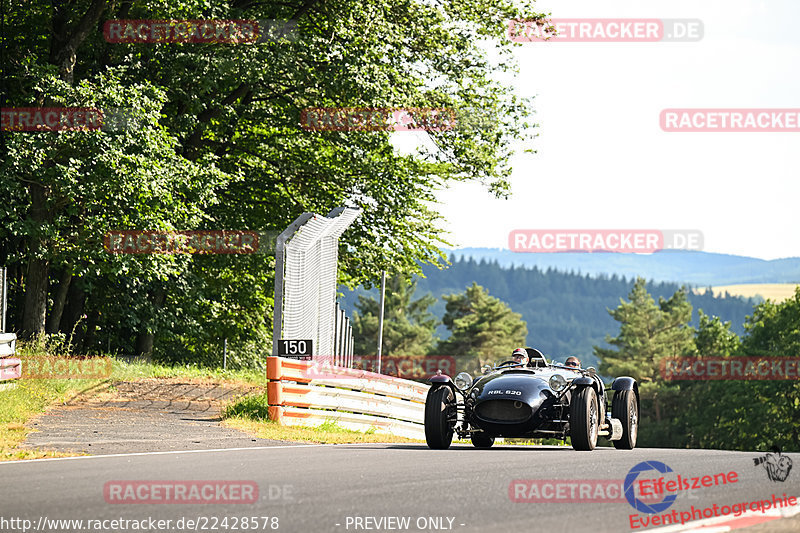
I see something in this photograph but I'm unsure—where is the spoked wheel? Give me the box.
[612,389,638,450]
[570,386,599,451]
[425,386,456,449]
[470,433,495,448]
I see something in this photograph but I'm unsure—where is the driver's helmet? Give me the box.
[512,348,529,363]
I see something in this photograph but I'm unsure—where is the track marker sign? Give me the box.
[278,339,313,359]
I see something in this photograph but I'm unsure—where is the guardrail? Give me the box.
[266,356,428,440]
[0,333,21,384]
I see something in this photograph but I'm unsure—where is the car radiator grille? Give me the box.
[475,400,532,423]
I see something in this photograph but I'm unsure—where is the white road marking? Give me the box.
[0,442,383,465]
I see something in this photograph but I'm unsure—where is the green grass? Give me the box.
[110,358,266,385]
[223,392,271,419]
[223,417,419,444]
[0,339,108,460]
[222,392,419,443]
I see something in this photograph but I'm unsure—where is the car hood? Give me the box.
[471,370,552,404]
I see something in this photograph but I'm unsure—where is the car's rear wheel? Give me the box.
[470,433,494,448]
[425,386,455,449]
[612,389,638,450]
[570,386,599,451]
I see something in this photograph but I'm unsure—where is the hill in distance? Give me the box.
[444,248,800,286]
[338,254,771,370]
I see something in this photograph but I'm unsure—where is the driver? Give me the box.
[511,348,529,366]
[565,356,581,368]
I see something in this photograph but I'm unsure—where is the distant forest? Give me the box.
[339,256,760,369]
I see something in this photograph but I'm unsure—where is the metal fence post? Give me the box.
[1,267,6,333]
[376,270,386,373]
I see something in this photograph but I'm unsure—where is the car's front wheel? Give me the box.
[425,386,455,449]
[612,389,638,450]
[570,386,599,451]
[470,433,495,448]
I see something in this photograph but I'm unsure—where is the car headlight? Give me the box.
[454,372,473,390]
[549,374,567,392]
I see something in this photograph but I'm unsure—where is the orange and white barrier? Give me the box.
[266,356,428,439]
[0,333,20,386]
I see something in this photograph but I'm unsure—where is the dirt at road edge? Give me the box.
[21,378,297,455]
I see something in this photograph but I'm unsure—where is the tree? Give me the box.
[670,311,743,449]
[736,288,800,451]
[437,283,527,362]
[694,311,741,357]
[351,275,438,356]
[672,291,800,452]
[3,0,544,361]
[594,278,696,447]
[595,277,696,383]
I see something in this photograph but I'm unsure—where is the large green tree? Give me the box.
[594,278,696,447]
[2,0,544,363]
[351,275,438,356]
[437,282,527,363]
[596,277,696,383]
[734,289,800,450]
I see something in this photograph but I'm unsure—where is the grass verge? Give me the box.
[222,393,421,444]
[0,378,101,461]
[110,358,266,385]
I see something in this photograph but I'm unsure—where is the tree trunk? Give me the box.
[135,286,167,361]
[49,0,108,84]
[81,307,100,352]
[21,178,52,338]
[61,276,86,342]
[46,267,72,333]
[21,257,49,338]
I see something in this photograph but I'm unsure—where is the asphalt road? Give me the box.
[1,444,798,533]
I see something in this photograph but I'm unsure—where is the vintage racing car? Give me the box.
[424,348,639,451]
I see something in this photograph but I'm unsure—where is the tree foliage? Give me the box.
[2,0,543,364]
[595,282,800,452]
[596,277,696,382]
[437,282,527,362]
[351,275,439,356]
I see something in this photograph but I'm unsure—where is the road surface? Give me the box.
[1,444,798,532]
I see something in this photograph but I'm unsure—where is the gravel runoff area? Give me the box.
[21,379,298,455]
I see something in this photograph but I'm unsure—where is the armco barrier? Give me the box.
[0,333,21,384]
[266,356,428,439]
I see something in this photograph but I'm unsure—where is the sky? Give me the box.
[398,0,800,261]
